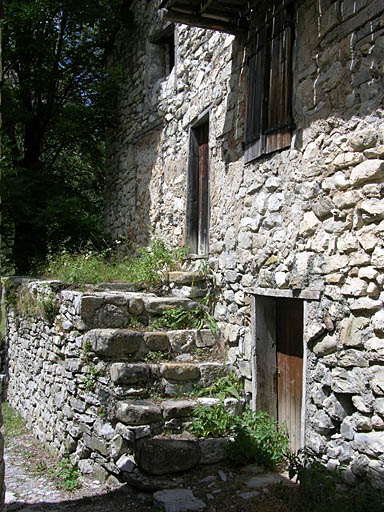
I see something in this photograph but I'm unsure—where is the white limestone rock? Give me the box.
[313,334,338,357]
[350,159,384,186]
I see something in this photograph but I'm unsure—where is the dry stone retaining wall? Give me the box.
[105,0,384,486]
[4,277,238,484]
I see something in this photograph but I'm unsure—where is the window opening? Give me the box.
[150,25,175,78]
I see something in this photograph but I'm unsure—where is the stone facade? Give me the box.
[104,0,384,486]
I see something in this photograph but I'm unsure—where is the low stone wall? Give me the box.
[4,277,238,484]
[0,280,5,511]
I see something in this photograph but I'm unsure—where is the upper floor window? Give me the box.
[245,5,295,163]
[150,24,175,78]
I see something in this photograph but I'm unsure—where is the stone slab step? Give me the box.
[79,293,199,330]
[110,361,228,397]
[167,272,206,285]
[114,396,243,428]
[83,328,217,360]
[121,435,233,477]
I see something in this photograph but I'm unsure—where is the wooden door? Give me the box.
[197,122,209,254]
[186,121,209,254]
[275,298,303,452]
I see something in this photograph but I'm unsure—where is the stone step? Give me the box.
[83,328,218,361]
[167,271,209,299]
[110,361,228,398]
[167,272,207,286]
[78,293,200,330]
[113,396,242,448]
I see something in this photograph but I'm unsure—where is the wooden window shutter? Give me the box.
[245,6,294,162]
[264,10,293,154]
[245,32,266,162]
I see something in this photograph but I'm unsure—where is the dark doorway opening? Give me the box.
[186,119,209,255]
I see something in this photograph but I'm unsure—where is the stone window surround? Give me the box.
[247,286,321,449]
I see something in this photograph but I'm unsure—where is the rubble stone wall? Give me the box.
[105,0,384,486]
[0,280,5,511]
[4,278,233,483]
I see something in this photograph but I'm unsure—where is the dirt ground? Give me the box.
[4,425,296,512]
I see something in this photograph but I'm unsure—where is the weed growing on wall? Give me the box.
[2,280,60,324]
[82,368,99,391]
[55,456,80,491]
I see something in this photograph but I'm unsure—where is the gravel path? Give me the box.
[4,432,153,512]
[4,420,295,512]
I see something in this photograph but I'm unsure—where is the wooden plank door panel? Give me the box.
[254,296,277,418]
[275,298,303,453]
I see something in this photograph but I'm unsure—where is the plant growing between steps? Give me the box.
[192,372,243,400]
[188,403,289,470]
[150,293,218,334]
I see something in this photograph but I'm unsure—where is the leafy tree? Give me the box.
[0,0,132,273]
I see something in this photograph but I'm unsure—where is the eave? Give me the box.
[159,0,252,35]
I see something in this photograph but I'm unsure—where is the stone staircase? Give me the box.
[68,271,243,484]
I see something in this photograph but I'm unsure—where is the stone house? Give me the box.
[105,0,384,485]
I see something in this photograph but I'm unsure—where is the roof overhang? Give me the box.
[159,0,252,35]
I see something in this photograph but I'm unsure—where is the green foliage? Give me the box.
[82,339,93,361]
[151,293,218,334]
[82,368,99,391]
[1,0,130,273]
[188,401,236,438]
[188,404,288,470]
[193,372,243,400]
[144,350,170,362]
[227,409,289,469]
[288,449,339,502]
[2,402,27,445]
[39,238,187,286]
[0,303,6,338]
[56,456,80,491]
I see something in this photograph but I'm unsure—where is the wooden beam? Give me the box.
[200,0,215,14]
[164,10,248,34]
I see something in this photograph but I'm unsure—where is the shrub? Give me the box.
[188,403,289,470]
[227,409,289,469]
[284,449,384,512]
